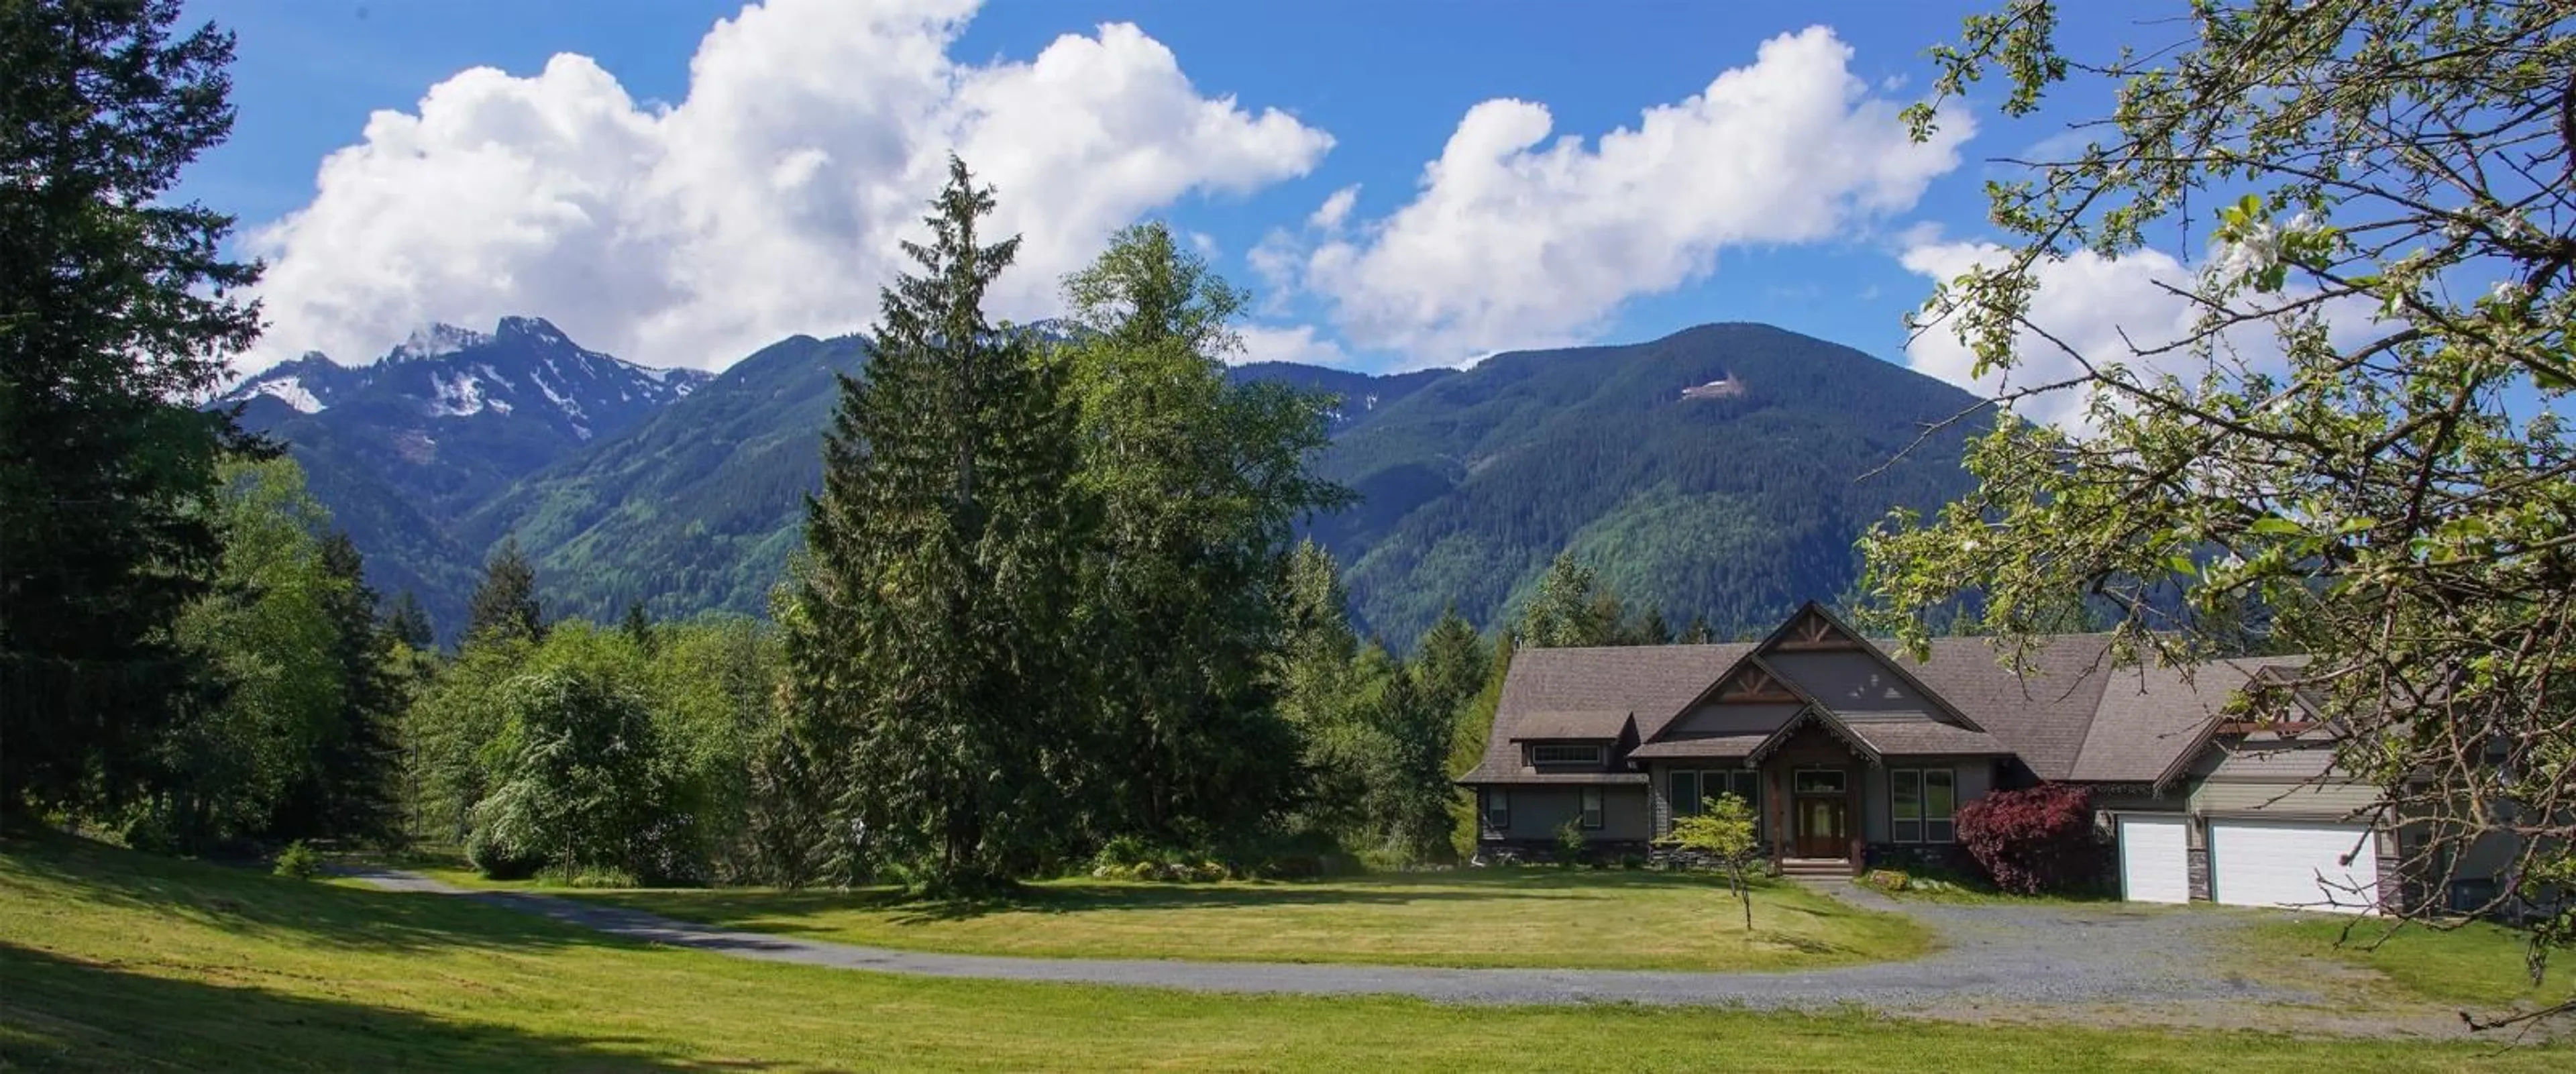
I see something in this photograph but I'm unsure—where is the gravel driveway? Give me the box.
[349,868,2306,1011]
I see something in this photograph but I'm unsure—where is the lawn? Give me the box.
[439,865,1931,972]
[4,830,2568,1072]
[2245,915,2573,1014]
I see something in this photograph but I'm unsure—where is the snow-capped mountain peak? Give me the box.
[221,316,712,447]
[390,322,494,362]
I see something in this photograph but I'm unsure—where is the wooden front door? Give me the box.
[1796,797,1848,859]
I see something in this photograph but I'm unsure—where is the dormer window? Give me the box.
[1530,743,1606,767]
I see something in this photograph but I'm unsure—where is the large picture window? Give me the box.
[1668,768,1762,836]
[1891,767,1957,843]
[1530,743,1606,767]
[1580,787,1605,830]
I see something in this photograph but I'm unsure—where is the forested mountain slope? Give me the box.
[225,317,712,635]
[233,319,1986,645]
[1305,323,1989,643]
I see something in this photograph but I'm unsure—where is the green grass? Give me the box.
[2246,915,2574,1012]
[434,865,1932,972]
[5,830,2567,1071]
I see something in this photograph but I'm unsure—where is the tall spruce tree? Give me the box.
[385,592,435,651]
[0,0,262,814]
[1059,222,1342,846]
[466,539,544,645]
[301,532,402,843]
[789,156,1083,892]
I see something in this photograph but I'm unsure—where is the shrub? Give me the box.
[272,841,322,880]
[1618,853,1646,871]
[1859,868,1911,893]
[1554,821,1587,868]
[466,826,546,880]
[1953,784,2104,895]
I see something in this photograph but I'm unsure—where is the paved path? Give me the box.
[347,867,2306,1010]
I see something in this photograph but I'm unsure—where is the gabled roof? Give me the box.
[1460,643,1753,784]
[1743,704,1880,765]
[1466,606,2301,788]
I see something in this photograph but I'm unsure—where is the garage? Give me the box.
[2116,814,2190,904]
[2208,819,2378,914]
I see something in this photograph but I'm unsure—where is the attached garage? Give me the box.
[2116,814,2190,904]
[2208,819,2378,914]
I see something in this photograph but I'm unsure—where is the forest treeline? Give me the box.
[0,0,1688,893]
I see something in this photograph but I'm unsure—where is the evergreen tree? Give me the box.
[1632,607,1673,646]
[285,532,402,843]
[386,592,436,650]
[0,0,263,815]
[1409,606,1489,726]
[1059,222,1342,847]
[1680,614,1716,644]
[1518,553,1622,647]
[1364,664,1456,864]
[788,157,1083,892]
[467,539,544,645]
[621,600,657,657]
[1272,539,1365,835]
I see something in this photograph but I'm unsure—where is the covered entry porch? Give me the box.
[1637,716,1998,875]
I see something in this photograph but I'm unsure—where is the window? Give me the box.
[1792,768,1845,794]
[1668,769,1701,818]
[1667,769,1762,838]
[1530,743,1605,767]
[1891,767,1958,843]
[1485,788,1509,831]
[1580,787,1605,830]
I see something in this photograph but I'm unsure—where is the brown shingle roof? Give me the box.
[1467,627,2297,788]
[1507,709,1634,741]
[1460,643,1751,784]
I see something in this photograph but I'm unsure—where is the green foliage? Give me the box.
[1663,793,1762,929]
[272,840,321,880]
[1869,0,2576,1024]
[468,659,684,884]
[1554,821,1587,869]
[786,156,1086,894]
[0,0,262,816]
[467,539,545,645]
[1058,221,1343,851]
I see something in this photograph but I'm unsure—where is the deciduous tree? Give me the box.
[1864,0,2575,1024]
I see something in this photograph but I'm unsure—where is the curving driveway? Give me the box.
[348,868,2307,1010]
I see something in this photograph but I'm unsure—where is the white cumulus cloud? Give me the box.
[1897,238,2382,431]
[1234,323,1350,368]
[241,0,1332,374]
[1264,25,1968,367]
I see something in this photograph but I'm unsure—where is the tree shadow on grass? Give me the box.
[0,828,616,957]
[579,865,1796,927]
[0,942,761,1071]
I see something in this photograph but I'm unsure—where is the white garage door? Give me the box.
[2117,815,2190,904]
[2209,820,2379,914]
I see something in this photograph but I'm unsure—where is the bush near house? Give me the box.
[1953,784,2105,895]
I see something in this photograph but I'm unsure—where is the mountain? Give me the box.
[458,333,869,624]
[221,317,714,635]
[1301,323,1988,643]
[252,319,1988,647]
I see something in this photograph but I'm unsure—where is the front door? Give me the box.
[1796,797,1847,859]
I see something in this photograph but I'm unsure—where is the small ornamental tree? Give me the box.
[1953,784,2102,896]
[1661,794,1762,930]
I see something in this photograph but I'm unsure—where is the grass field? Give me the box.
[428,865,1933,971]
[2245,916,2573,1013]
[6,832,2573,1071]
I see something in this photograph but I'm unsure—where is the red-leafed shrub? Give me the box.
[1953,784,2105,895]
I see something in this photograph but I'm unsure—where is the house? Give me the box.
[1460,601,2424,914]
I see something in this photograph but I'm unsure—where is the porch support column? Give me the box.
[1845,762,1864,873]
[1767,765,1784,869]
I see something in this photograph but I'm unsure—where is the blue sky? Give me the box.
[184,0,2183,418]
